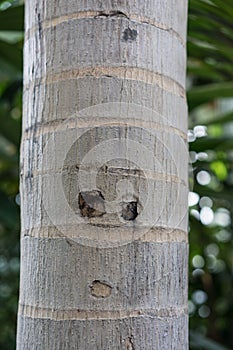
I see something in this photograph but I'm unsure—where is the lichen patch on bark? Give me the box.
[122,28,137,42]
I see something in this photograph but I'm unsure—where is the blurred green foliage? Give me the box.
[0,0,232,349]
[188,0,233,349]
[0,0,23,349]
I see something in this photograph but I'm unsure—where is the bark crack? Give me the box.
[94,11,129,19]
[126,336,135,350]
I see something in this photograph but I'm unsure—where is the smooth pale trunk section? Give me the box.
[17,0,189,349]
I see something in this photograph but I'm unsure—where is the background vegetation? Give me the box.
[0,0,232,349]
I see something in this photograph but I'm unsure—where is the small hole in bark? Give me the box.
[122,28,137,42]
[121,201,138,221]
[78,190,106,218]
[90,280,112,298]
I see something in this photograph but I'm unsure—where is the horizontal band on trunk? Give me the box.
[21,168,187,186]
[22,118,187,140]
[21,226,188,243]
[25,11,185,46]
[24,67,186,99]
[18,303,187,321]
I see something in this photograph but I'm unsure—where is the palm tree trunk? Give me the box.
[17,1,189,348]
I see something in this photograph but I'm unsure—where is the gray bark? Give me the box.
[17,0,189,349]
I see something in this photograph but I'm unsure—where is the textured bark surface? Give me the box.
[17,0,189,349]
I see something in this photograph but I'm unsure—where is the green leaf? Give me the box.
[210,161,228,180]
[0,106,21,146]
[188,83,233,110]
[190,136,233,152]
[0,5,24,31]
[0,31,24,43]
[0,191,18,228]
[204,110,233,126]
[0,38,22,71]
[194,184,233,203]
[187,59,225,81]
[0,56,21,81]
[190,331,230,350]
